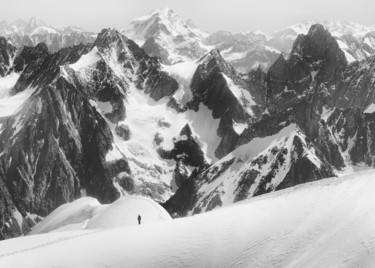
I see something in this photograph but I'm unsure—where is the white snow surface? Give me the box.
[364,103,375,114]
[0,84,35,117]
[162,60,198,105]
[1,170,375,267]
[30,195,171,235]
[0,73,19,99]
[69,47,100,71]
[232,120,247,135]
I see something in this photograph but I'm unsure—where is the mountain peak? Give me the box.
[307,23,326,35]
[96,28,124,41]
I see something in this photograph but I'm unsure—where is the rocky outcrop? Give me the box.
[0,37,16,76]
[158,124,206,167]
[267,24,347,113]
[188,49,266,158]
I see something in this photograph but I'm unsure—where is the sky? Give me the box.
[0,0,375,33]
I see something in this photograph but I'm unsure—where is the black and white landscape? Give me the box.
[0,1,375,267]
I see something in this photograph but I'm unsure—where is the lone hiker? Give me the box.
[138,214,141,225]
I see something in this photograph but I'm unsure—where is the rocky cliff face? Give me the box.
[0,37,16,76]
[163,24,375,217]
[187,49,266,158]
[0,28,182,239]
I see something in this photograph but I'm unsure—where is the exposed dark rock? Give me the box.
[266,24,347,113]
[158,118,171,128]
[115,124,131,141]
[154,132,164,146]
[118,175,135,192]
[158,124,206,167]
[0,37,17,76]
[189,49,266,158]
[173,160,190,188]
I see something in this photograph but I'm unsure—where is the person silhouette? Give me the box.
[138,214,141,225]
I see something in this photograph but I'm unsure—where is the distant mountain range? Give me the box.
[122,9,375,71]
[0,17,96,52]
[2,10,375,72]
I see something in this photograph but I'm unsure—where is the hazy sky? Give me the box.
[1,0,375,33]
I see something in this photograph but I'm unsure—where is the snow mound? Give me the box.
[29,197,101,235]
[1,171,375,267]
[30,195,171,235]
[86,195,172,229]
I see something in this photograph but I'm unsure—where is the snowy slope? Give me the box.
[1,171,375,267]
[107,84,222,189]
[0,72,19,98]
[29,195,171,235]
[0,73,34,117]
[62,41,222,202]
[169,123,333,215]
[162,60,198,106]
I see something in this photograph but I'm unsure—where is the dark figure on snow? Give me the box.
[138,214,141,225]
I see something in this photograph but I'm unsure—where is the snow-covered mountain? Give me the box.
[1,171,375,267]
[122,8,280,72]
[122,7,210,64]
[0,17,96,52]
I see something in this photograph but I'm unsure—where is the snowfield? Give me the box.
[1,170,375,267]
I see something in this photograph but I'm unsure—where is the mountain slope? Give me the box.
[164,23,375,216]
[0,171,374,267]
